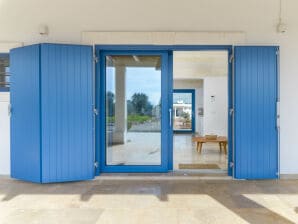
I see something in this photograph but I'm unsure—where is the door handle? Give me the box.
[276,101,280,129]
[169,108,172,127]
[229,108,234,116]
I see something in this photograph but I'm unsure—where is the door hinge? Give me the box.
[94,161,99,168]
[229,108,234,116]
[8,104,11,117]
[93,108,99,116]
[229,54,234,63]
[229,162,234,168]
[276,101,280,129]
[169,108,172,127]
[276,172,279,177]
[94,56,99,63]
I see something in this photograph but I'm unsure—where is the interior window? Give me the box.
[0,54,10,91]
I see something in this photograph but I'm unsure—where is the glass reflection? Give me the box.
[106,55,162,165]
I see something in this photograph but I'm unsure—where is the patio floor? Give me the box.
[107,133,228,171]
[1,176,298,223]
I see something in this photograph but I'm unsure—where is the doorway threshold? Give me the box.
[96,171,231,180]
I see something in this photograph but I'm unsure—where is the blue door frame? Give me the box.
[95,45,233,176]
[96,50,171,173]
[173,89,196,133]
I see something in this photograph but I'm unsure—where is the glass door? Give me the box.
[173,89,195,133]
[99,51,170,172]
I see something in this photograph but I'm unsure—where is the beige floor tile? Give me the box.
[1,178,298,224]
[2,208,103,224]
[178,208,249,224]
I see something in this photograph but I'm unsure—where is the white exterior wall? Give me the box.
[203,77,228,136]
[0,93,10,175]
[1,0,298,174]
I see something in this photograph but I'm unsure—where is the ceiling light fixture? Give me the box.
[132,55,140,62]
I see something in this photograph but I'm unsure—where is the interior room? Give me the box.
[173,51,229,172]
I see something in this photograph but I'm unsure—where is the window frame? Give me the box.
[0,53,10,92]
[173,89,196,133]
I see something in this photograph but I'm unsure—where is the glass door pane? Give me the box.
[173,91,194,132]
[105,55,162,165]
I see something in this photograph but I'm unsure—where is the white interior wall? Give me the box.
[173,79,204,134]
[0,0,298,174]
[203,77,228,136]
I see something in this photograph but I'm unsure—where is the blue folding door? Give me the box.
[234,46,279,179]
[10,44,94,183]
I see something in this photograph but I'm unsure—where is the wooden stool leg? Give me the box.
[196,143,199,152]
[219,142,222,153]
[199,142,203,153]
[224,143,227,154]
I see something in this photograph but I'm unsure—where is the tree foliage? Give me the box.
[106,91,115,116]
[131,93,152,115]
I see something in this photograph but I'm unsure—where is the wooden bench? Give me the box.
[192,136,228,154]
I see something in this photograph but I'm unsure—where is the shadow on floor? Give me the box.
[1,178,298,223]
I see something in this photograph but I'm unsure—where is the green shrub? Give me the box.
[107,116,115,123]
[107,115,152,130]
[128,115,151,123]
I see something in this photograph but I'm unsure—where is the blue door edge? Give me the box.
[94,45,233,176]
[228,48,233,177]
[173,89,196,134]
[168,52,174,171]
[276,46,280,179]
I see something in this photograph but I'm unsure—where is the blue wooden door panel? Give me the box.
[41,44,94,182]
[10,45,41,183]
[234,46,278,179]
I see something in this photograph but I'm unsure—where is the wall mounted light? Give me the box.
[38,25,49,36]
[276,0,287,33]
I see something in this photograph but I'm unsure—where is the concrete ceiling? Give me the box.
[106,55,160,69]
[0,0,297,44]
[173,51,228,79]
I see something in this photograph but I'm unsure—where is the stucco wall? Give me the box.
[0,93,10,175]
[203,77,228,137]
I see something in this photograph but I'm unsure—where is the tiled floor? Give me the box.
[107,132,161,165]
[1,177,298,224]
[174,134,228,171]
[107,133,228,172]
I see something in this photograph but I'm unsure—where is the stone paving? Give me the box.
[1,176,298,223]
